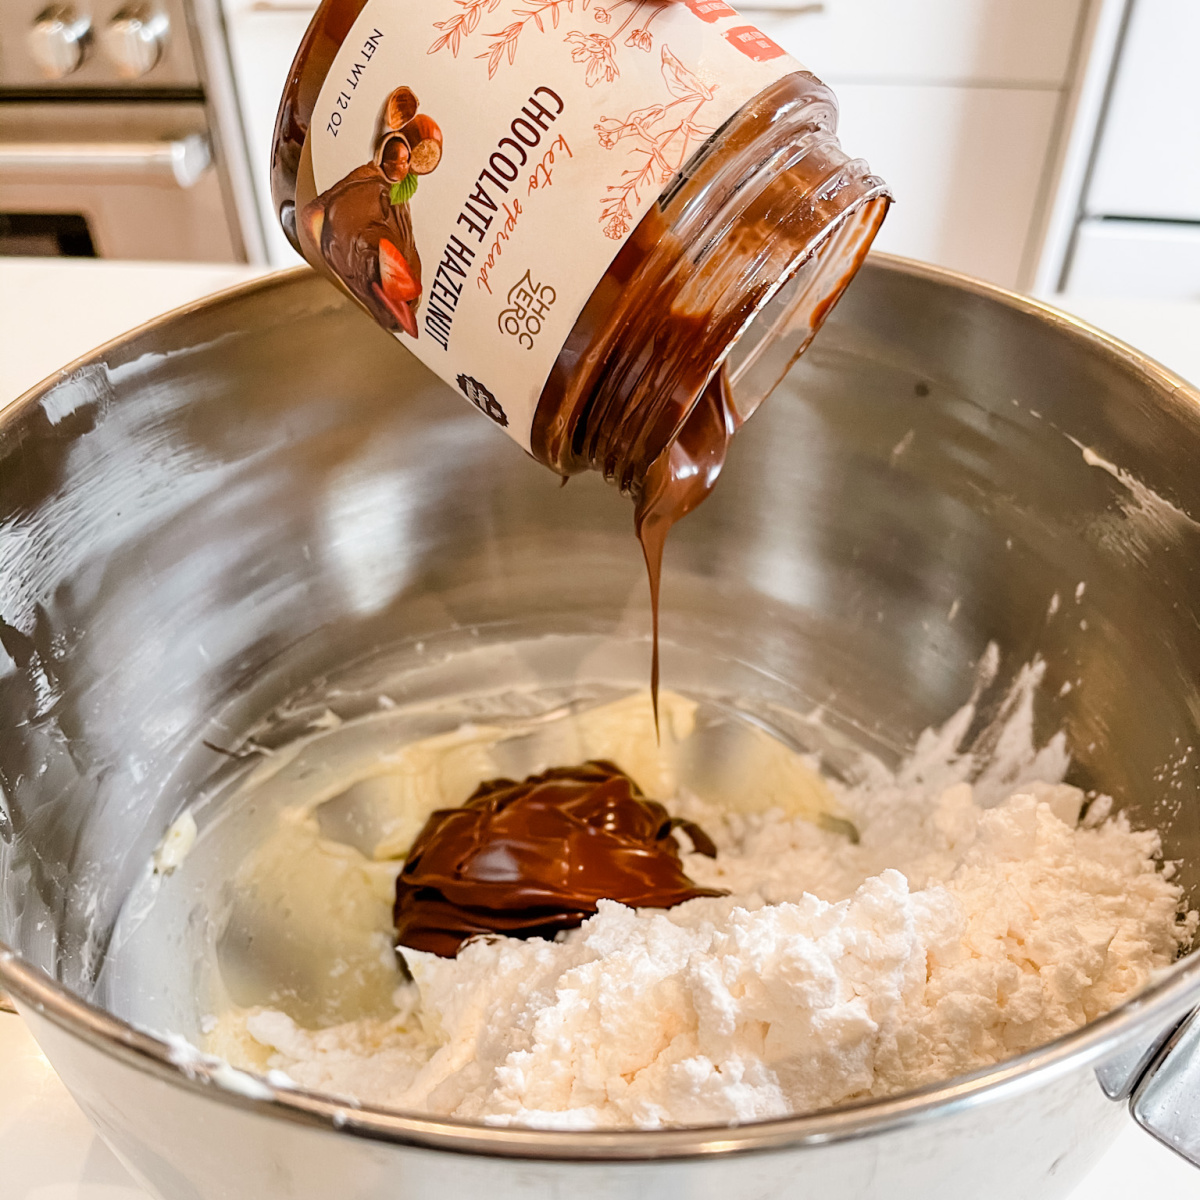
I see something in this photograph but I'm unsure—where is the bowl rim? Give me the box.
[2,252,1199,1162]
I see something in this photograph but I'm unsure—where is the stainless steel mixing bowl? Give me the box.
[2,257,1199,1199]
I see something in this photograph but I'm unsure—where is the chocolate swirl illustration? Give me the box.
[302,87,443,339]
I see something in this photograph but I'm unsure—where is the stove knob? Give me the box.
[101,3,169,78]
[28,5,93,79]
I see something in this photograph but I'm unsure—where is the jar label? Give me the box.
[303,0,802,450]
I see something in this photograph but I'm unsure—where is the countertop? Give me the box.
[1,257,1199,1200]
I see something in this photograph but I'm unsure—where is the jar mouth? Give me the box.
[721,182,891,427]
[603,131,891,497]
[653,113,891,438]
[530,75,891,501]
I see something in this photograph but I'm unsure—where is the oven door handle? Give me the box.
[0,134,212,189]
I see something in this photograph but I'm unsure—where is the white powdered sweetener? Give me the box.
[221,680,1195,1130]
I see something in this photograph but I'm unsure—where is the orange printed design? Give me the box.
[429,0,673,84]
[428,0,503,56]
[684,0,736,22]
[479,0,591,78]
[595,45,715,239]
[723,25,786,62]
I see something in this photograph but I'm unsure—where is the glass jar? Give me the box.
[272,0,889,515]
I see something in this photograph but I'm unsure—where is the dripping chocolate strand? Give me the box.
[634,369,740,731]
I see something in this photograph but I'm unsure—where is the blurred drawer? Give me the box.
[744,0,1084,86]
[1085,0,1200,222]
[1065,219,1200,301]
[831,84,1060,289]
[0,102,239,261]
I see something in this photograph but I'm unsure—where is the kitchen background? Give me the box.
[2,1,1200,1198]
[2,0,1197,298]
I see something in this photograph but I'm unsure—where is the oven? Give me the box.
[0,0,265,262]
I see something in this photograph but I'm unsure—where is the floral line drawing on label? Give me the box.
[430,0,674,83]
[428,0,503,57]
[564,0,671,81]
[596,45,714,238]
[485,0,592,79]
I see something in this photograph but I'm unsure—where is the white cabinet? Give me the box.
[221,0,313,266]
[1044,0,1200,299]
[829,84,1061,289]
[1085,0,1200,222]
[744,0,1084,86]
[751,0,1082,289]
[1067,219,1200,301]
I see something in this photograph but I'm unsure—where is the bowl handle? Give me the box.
[1127,1008,1200,1168]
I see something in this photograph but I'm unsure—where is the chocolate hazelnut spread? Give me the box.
[634,369,737,713]
[393,760,725,957]
[273,0,889,718]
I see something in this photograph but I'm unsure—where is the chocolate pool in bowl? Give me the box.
[2,257,1200,1200]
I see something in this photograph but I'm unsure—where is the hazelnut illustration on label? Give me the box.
[304,85,444,339]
